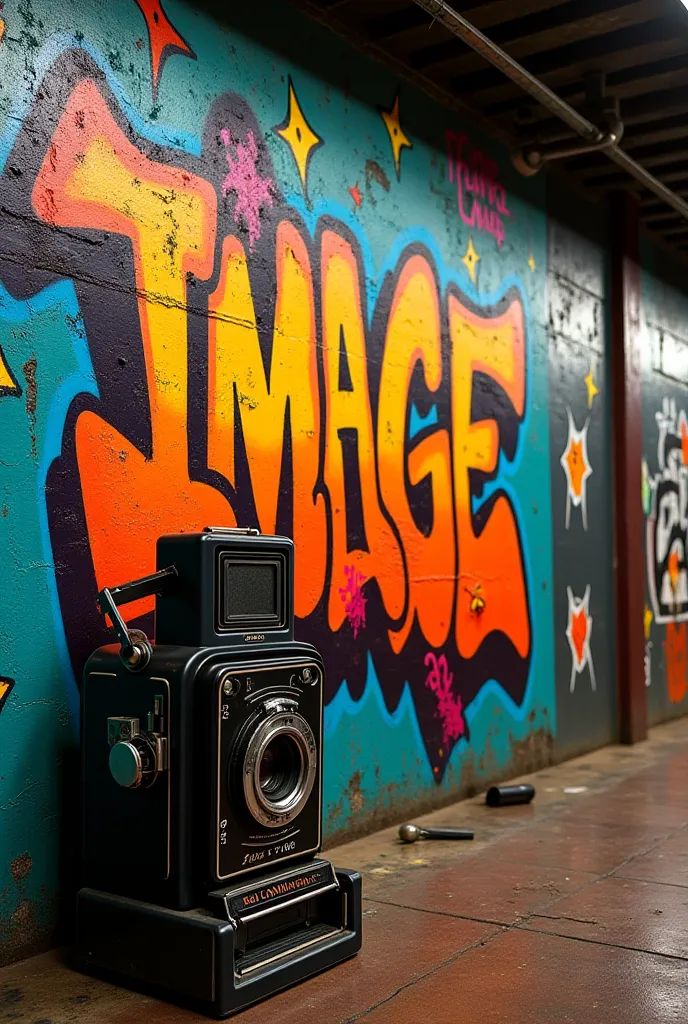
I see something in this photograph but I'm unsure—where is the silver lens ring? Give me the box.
[243,710,317,828]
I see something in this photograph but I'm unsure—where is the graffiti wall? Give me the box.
[547,182,616,758]
[0,0,559,961]
[640,239,688,723]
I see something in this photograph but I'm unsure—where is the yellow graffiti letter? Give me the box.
[208,222,326,617]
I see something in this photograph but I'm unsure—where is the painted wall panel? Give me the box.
[547,182,616,758]
[640,239,688,724]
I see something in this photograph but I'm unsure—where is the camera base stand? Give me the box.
[75,861,362,1019]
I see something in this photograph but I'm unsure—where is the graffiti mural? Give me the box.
[643,390,688,712]
[0,0,556,958]
[646,398,688,623]
[0,50,540,779]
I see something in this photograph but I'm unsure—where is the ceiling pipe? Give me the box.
[411,0,688,225]
[514,119,624,177]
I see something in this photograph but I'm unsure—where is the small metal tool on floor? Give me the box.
[398,824,474,843]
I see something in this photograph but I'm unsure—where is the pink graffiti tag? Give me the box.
[424,652,465,746]
[445,130,510,248]
[339,564,367,638]
[220,128,274,250]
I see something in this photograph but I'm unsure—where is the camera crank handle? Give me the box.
[398,824,474,843]
[98,566,178,672]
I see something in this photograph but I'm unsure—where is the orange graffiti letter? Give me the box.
[449,290,530,659]
[377,255,455,651]
[33,79,230,617]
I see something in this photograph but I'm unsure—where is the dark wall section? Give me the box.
[548,178,617,758]
[640,239,688,724]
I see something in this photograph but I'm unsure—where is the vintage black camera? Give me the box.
[75,527,362,1018]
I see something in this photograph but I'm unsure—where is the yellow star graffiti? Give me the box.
[528,253,536,272]
[275,77,323,196]
[461,236,480,285]
[0,345,20,396]
[380,95,412,179]
[584,363,599,409]
[643,605,653,641]
[0,677,14,713]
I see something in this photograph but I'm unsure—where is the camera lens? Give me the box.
[241,708,317,828]
[258,734,301,800]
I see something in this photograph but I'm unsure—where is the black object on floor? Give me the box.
[76,864,362,1019]
[486,784,535,807]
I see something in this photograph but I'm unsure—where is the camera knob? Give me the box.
[109,738,154,789]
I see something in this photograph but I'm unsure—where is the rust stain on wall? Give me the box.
[508,727,555,775]
[345,770,364,814]
[364,159,391,203]
[10,854,32,884]
[0,852,52,967]
[21,356,37,458]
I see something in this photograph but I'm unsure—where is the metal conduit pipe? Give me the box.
[515,120,624,177]
[411,0,688,225]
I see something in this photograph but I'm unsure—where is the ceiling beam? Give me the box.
[411,0,658,75]
[473,30,688,109]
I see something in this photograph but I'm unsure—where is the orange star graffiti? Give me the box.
[560,407,592,530]
[565,438,585,496]
[570,608,587,664]
[565,586,596,693]
[133,0,196,102]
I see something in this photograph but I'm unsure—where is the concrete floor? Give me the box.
[2,718,688,1022]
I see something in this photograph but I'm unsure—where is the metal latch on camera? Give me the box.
[107,695,168,789]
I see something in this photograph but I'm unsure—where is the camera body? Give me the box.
[77,528,361,1018]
